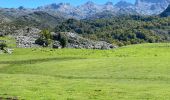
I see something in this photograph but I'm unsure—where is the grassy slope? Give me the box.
[0,36,16,48]
[0,43,170,100]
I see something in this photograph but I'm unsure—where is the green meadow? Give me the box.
[0,43,170,100]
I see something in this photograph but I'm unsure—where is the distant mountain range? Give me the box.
[0,0,170,20]
[36,0,170,19]
[160,5,170,17]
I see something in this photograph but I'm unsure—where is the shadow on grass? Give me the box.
[54,75,112,80]
[0,96,19,100]
[0,57,85,65]
[53,75,170,81]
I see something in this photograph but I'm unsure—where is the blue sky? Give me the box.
[0,0,136,8]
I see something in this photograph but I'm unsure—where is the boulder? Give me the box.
[4,48,14,54]
[53,41,62,49]
[0,32,5,37]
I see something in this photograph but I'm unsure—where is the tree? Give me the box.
[0,42,7,50]
[35,29,52,47]
[58,33,68,48]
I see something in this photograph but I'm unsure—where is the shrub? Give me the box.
[0,42,7,50]
[35,29,52,47]
[58,33,68,48]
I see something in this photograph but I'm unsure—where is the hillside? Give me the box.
[0,14,169,47]
[54,16,170,46]
[1,43,170,99]
[13,11,64,29]
[1,1,170,100]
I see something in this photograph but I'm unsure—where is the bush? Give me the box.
[35,29,52,47]
[58,33,68,48]
[0,42,7,50]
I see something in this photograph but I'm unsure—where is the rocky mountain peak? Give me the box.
[135,0,169,15]
[105,2,113,6]
[115,0,133,8]
[39,3,72,10]
[45,3,59,9]
[1,0,170,20]
[85,1,95,6]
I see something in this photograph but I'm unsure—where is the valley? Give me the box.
[1,43,170,99]
[0,0,170,100]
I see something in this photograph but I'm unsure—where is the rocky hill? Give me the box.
[13,11,64,29]
[13,27,116,49]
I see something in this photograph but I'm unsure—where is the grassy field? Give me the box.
[0,43,170,100]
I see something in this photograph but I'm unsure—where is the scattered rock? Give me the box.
[4,48,14,54]
[14,27,41,48]
[16,36,39,48]
[13,28,117,49]
[65,32,117,49]
[0,32,5,37]
[53,41,62,49]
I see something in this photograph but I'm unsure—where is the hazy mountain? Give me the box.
[0,0,170,20]
[0,8,33,20]
[103,2,116,11]
[13,11,64,28]
[35,0,169,19]
[37,3,81,19]
[115,0,134,8]
[160,5,170,17]
[135,0,169,15]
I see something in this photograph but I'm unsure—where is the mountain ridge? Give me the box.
[0,0,169,19]
[160,4,170,17]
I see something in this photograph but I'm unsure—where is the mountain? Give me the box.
[0,8,33,20]
[160,5,170,17]
[0,0,170,20]
[135,0,169,15]
[37,3,81,19]
[103,2,115,11]
[13,11,64,29]
[35,0,170,19]
[76,1,102,19]
[115,0,134,8]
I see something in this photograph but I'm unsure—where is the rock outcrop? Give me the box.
[53,32,117,49]
[14,27,41,48]
[13,27,116,49]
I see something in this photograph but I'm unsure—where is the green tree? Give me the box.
[35,29,52,47]
[58,33,68,48]
[0,42,7,50]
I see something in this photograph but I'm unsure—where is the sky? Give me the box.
[0,0,136,8]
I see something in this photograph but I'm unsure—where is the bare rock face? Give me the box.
[0,32,5,37]
[53,41,62,49]
[135,0,169,15]
[14,27,41,48]
[62,32,117,49]
[16,36,39,48]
